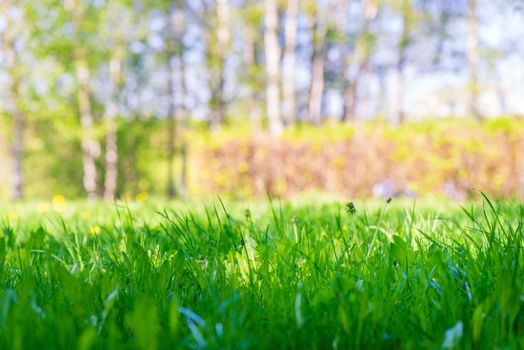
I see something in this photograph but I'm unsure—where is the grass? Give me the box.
[0,196,523,349]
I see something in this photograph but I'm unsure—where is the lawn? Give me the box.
[0,196,523,349]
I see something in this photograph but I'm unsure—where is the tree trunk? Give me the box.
[282,0,298,126]
[394,68,405,124]
[341,0,378,122]
[166,55,177,199]
[10,111,24,202]
[308,8,328,125]
[103,54,122,201]
[342,82,357,121]
[177,49,189,197]
[375,68,387,117]
[467,0,482,120]
[242,23,262,132]
[342,62,369,121]
[335,0,349,122]
[307,8,327,125]
[335,0,358,122]
[66,0,99,200]
[210,70,225,132]
[496,78,507,116]
[394,4,409,125]
[1,0,24,201]
[179,141,188,197]
[209,0,230,133]
[165,3,182,199]
[264,0,283,135]
[308,51,325,125]
[75,59,99,200]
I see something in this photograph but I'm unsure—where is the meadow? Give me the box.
[0,195,523,349]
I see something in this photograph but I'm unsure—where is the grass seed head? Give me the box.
[345,202,356,215]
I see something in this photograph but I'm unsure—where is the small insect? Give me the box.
[386,197,392,204]
[345,202,356,215]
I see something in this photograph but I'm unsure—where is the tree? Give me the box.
[102,2,129,201]
[201,0,231,132]
[391,0,417,124]
[1,0,25,201]
[282,0,299,126]
[264,0,283,135]
[174,7,189,197]
[239,0,265,132]
[332,0,350,119]
[60,0,103,200]
[154,0,191,199]
[164,1,179,199]
[467,0,482,120]
[306,1,328,125]
[341,0,379,122]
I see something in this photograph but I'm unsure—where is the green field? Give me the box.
[0,196,523,349]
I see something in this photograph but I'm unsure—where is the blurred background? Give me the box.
[0,0,523,202]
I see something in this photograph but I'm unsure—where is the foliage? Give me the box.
[1,0,521,201]
[1,118,523,200]
[199,119,524,199]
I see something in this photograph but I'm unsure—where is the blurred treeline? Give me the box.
[0,0,523,201]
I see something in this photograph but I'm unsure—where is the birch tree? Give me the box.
[164,1,178,199]
[240,0,264,131]
[102,2,129,201]
[391,0,417,124]
[467,0,482,120]
[1,0,25,201]
[306,0,330,125]
[158,0,190,198]
[282,0,299,126]
[174,8,189,197]
[264,0,283,135]
[202,0,231,132]
[63,0,102,200]
[341,0,379,122]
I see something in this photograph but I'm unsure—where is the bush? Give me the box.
[196,119,524,199]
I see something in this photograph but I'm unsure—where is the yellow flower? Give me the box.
[52,194,65,204]
[52,194,67,213]
[9,212,19,221]
[90,226,101,236]
[37,203,50,213]
[135,192,149,202]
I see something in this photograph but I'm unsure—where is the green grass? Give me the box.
[0,197,523,349]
